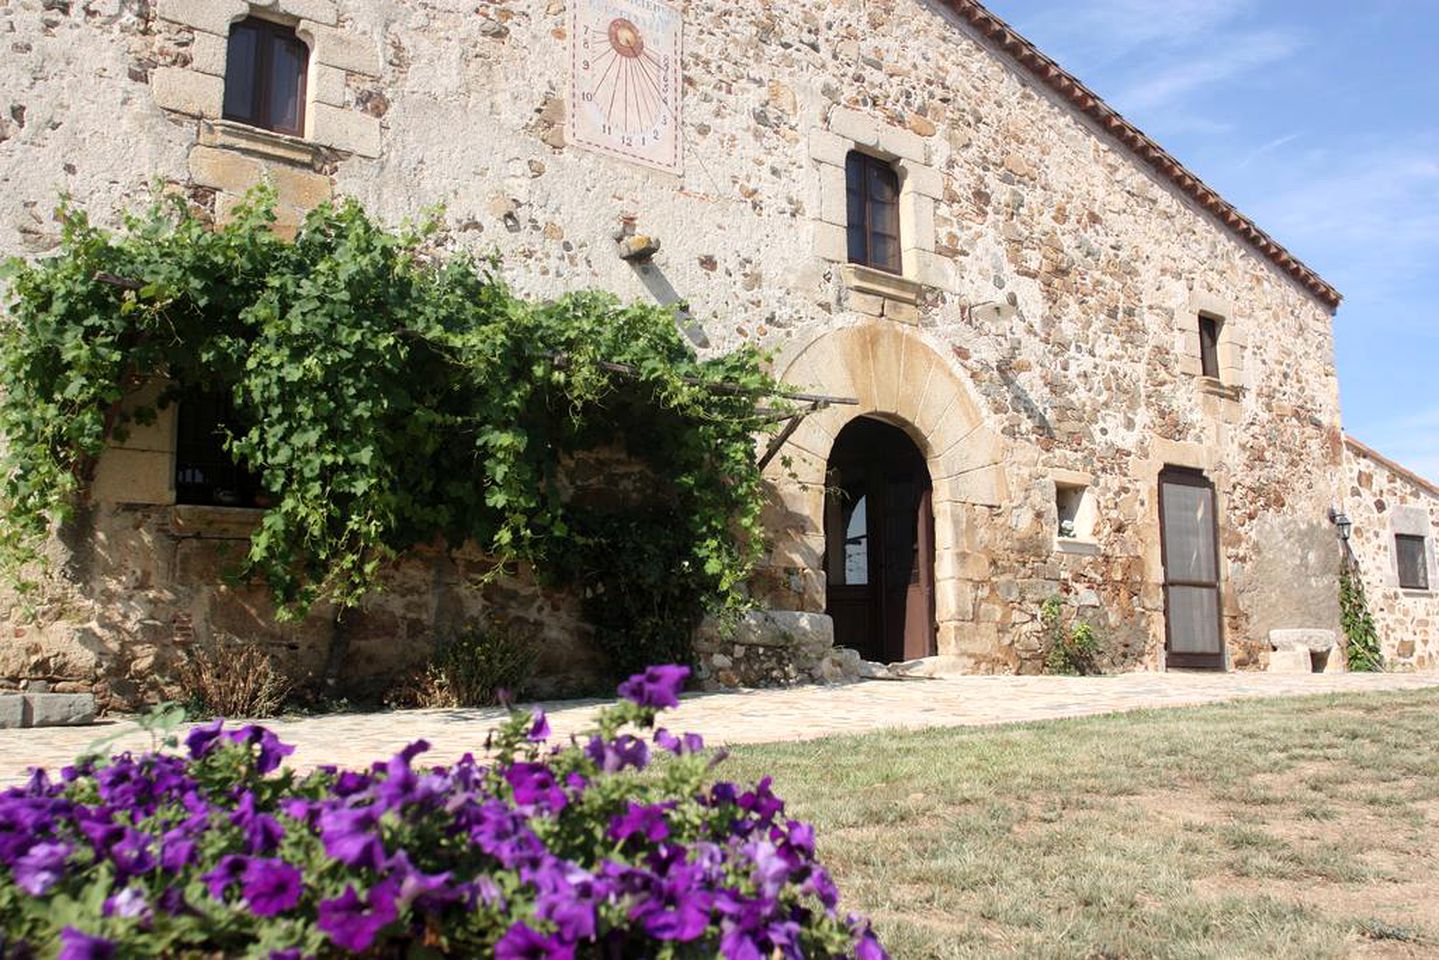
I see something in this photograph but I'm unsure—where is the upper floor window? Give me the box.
[1198,313,1222,379]
[1396,533,1429,591]
[223,17,308,137]
[845,151,901,275]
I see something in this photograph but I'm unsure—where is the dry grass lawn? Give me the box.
[724,688,1439,959]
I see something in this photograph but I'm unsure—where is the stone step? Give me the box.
[0,693,97,730]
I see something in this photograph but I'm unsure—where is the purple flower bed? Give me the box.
[0,666,887,959]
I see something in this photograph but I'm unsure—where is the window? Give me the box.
[1198,313,1221,379]
[1054,480,1096,543]
[845,151,901,274]
[1396,533,1429,590]
[175,391,265,508]
[223,17,308,136]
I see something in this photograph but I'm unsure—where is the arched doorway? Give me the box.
[824,416,936,663]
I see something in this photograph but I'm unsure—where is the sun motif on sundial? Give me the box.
[568,0,682,174]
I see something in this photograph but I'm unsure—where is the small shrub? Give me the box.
[392,620,538,709]
[1040,596,1103,676]
[178,637,293,718]
[0,665,888,958]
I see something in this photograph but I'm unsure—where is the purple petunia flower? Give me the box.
[184,718,226,759]
[225,726,296,775]
[854,925,890,960]
[57,928,115,960]
[317,806,385,870]
[242,857,304,917]
[608,801,672,844]
[317,881,399,952]
[494,921,576,960]
[617,665,689,709]
[102,886,151,921]
[13,840,69,895]
[505,763,568,812]
[202,854,252,900]
[584,734,649,774]
[654,728,705,755]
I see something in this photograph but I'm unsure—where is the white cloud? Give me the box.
[1114,30,1302,111]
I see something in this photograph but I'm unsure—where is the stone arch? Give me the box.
[757,322,1009,662]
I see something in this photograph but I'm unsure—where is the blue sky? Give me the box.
[984,0,1439,476]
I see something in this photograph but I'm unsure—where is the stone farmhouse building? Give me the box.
[0,0,1432,706]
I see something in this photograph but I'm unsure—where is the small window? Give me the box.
[1055,482,1095,541]
[175,390,265,508]
[1198,314,1221,380]
[845,151,901,275]
[1396,534,1429,590]
[223,18,308,136]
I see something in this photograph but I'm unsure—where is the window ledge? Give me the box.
[1400,587,1433,598]
[200,119,324,166]
[1197,376,1243,401]
[172,504,266,539]
[839,263,923,304]
[1054,537,1101,556]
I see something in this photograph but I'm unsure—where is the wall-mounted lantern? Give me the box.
[1328,506,1352,542]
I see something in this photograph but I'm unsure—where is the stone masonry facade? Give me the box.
[0,0,1380,707]
[1342,437,1439,670]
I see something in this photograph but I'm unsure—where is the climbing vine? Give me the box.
[1339,558,1383,672]
[0,189,783,674]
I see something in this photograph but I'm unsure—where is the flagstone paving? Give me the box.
[4,671,1438,784]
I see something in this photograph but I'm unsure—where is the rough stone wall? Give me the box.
[1341,438,1439,669]
[0,0,1352,703]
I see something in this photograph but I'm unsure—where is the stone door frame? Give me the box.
[760,321,1008,661]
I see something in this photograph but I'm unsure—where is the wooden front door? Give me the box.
[1159,468,1226,669]
[824,418,936,664]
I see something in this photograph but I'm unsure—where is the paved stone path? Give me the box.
[4,672,1438,785]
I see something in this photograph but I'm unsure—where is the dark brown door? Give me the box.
[1159,468,1225,669]
[824,417,935,663]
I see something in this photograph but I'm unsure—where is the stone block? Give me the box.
[877,123,926,163]
[828,106,878,147]
[884,296,920,325]
[25,693,96,727]
[91,448,175,505]
[696,610,834,651]
[269,163,333,209]
[0,695,24,730]
[151,67,224,119]
[190,31,228,77]
[311,64,347,108]
[1267,648,1313,674]
[270,0,338,25]
[814,222,847,262]
[156,0,247,35]
[188,144,264,192]
[300,21,382,77]
[904,163,943,199]
[808,129,849,166]
[818,162,847,226]
[846,291,884,317]
[310,103,382,157]
[1269,629,1336,652]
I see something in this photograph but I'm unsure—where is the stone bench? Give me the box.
[1267,629,1344,674]
[0,693,97,729]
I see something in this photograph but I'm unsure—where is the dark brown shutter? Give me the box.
[1396,534,1429,590]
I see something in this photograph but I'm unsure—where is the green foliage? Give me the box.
[1339,560,1383,672]
[400,620,538,708]
[0,189,782,675]
[1040,595,1102,676]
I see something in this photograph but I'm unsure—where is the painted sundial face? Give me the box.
[568,0,682,174]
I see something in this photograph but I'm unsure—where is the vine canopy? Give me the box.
[0,189,785,673]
